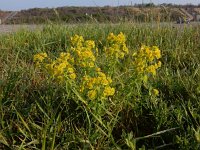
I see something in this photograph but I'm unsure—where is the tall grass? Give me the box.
[0,23,200,149]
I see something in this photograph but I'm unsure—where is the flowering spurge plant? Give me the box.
[104,32,129,59]
[80,69,115,100]
[33,33,162,104]
[70,35,97,68]
[34,52,76,82]
[131,45,162,98]
[100,32,130,77]
[33,34,115,103]
[33,52,48,66]
[132,45,161,76]
[70,35,115,100]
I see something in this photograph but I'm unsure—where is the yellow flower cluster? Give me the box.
[34,34,115,101]
[70,35,115,100]
[45,52,76,82]
[104,32,129,59]
[33,33,162,101]
[80,70,115,100]
[70,35,96,68]
[34,52,76,82]
[132,45,161,76]
[33,52,48,66]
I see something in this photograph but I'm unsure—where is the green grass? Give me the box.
[0,23,200,149]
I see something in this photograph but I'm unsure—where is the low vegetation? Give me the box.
[0,23,200,149]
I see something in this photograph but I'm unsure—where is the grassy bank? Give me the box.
[0,23,200,149]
